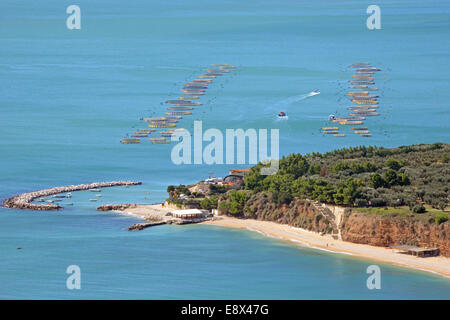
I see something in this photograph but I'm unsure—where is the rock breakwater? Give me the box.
[97,204,138,211]
[2,181,141,211]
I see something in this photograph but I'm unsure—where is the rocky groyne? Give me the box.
[127,216,214,231]
[127,221,167,231]
[2,181,142,211]
[97,204,138,211]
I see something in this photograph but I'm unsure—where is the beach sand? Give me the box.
[202,216,450,278]
[118,204,172,218]
[118,205,450,278]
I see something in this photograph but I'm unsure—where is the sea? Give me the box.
[0,0,449,299]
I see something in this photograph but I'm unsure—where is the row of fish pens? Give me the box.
[322,63,381,137]
[346,62,381,137]
[121,64,236,144]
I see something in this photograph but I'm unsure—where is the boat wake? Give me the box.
[275,91,320,107]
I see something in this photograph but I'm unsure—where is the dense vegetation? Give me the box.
[243,143,449,210]
[168,143,450,217]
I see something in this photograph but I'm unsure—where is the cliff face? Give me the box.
[241,193,450,257]
[244,194,340,236]
[341,211,450,256]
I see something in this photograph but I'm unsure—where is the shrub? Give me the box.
[279,154,310,178]
[398,173,410,186]
[370,198,387,207]
[437,201,447,211]
[200,195,218,210]
[330,162,350,173]
[209,184,227,194]
[370,173,386,189]
[435,214,448,224]
[273,191,293,205]
[384,169,399,186]
[385,159,402,171]
[218,202,231,215]
[411,204,426,214]
[333,178,363,205]
[355,198,369,207]
[308,164,321,175]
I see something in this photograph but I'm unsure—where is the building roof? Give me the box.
[391,245,438,252]
[230,169,250,173]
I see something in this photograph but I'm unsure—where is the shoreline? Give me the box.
[114,204,450,278]
[201,216,450,278]
[114,204,215,230]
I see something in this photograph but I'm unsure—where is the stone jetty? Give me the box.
[97,204,137,211]
[2,181,141,211]
[127,221,167,231]
[127,216,212,231]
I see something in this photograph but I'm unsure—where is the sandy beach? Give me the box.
[118,204,450,278]
[203,216,450,278]
[118,203,172,218]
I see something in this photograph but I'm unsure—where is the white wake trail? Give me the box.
[275,91,320,108]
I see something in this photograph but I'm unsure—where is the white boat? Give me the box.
[89,199,98,202]
[311,89,320,95]
[328,114,336,121]
[277,111,288,120]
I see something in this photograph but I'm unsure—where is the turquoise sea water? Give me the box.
[0,0,449,299]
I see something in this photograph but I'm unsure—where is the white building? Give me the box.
[170,209,205,219]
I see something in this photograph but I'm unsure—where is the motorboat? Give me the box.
[277,111,288,120]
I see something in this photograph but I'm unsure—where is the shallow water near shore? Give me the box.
[1,0,450,298]
[1,209,450,299]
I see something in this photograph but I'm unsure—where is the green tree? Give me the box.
[333,179,363,205]
[200,195,219,210]
[398,173,410,186]
[385,159,402,171]
[218,202,231,215]
[370,173,386,189]
[308,164,321,175]
[411,204,426,214]
[330,162,350,173]
[279,154,309,178]
[244,164,266,191]
[219,191,251,216]
[384,169,399,186]
[435,213,448,224]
